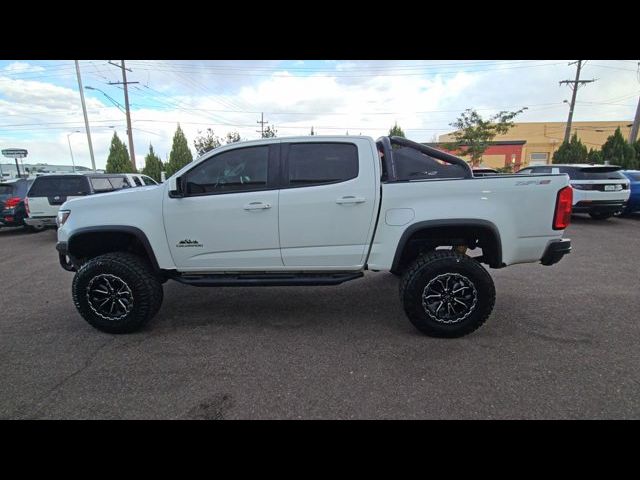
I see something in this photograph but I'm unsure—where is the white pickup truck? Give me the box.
[56,136,573,337]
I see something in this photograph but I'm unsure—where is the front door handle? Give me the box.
[244,201,272,210]
[336,196,366,205]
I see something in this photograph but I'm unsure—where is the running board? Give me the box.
[173,271,364,287]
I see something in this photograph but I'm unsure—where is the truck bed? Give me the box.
[367,174,570,270]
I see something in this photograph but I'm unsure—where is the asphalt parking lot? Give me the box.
[1,215,639,419]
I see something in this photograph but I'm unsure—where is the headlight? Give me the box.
[56,210,71,227]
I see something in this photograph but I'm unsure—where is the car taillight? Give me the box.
[553,186,573,230]
[4,196,21,209]
[24,196,30,215]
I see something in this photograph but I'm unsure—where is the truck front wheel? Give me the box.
[399,251,495,338]
[72,252,163,334]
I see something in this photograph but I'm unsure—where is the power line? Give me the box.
[124,61,567,78]
[126,60,562,74]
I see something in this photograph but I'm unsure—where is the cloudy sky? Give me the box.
[0,60,638,170]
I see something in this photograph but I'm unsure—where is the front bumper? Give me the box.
[541,239,571,266]
[25,216,57,228]
[572,200,626,214]
[56,241,76,272]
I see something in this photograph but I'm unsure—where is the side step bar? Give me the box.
[172,271,364,287]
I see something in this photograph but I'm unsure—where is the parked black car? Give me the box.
[0,178,34,229]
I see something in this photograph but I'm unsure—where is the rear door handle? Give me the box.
[244,202,272,210]
[336,196,366,205]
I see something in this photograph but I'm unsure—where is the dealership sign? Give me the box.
[2,149,28,158]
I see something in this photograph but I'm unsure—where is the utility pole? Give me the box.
[630,62,640,143]
[559,60,596,144]
[75,61,96,171]
[108,60,139,172]
[630,98,640,144]
[256,112,268,138]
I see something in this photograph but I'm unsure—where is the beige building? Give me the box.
[439,121,635,167]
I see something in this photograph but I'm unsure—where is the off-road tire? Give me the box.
[72,252,163,334]
[399,250,495,338]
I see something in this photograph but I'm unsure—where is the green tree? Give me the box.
[165,124,193,177]
[225,131,241,144]
[262,125,277,138]
[141,144,164,182]
[601,127,637,169]
[552,133,588,164]
[633,140,640,163]
[586,148,603,165]
[105,132,133,173]
[193,128,222,156]
[389,122,406,137]
[445,108,525,167]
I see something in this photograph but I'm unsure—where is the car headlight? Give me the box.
[56,210,71,227]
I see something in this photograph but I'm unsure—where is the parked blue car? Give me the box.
[621,170,640,215]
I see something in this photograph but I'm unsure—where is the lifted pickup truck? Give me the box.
[56,136,572,337]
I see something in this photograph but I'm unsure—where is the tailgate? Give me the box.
[26,196,61,217]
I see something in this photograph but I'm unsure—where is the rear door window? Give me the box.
[286,143,358,186]
[108,177,130,189]
[90,178,113,192]
[28,177,90,197]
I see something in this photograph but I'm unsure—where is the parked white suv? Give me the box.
[518,164,630,219]
[25,173,155,231]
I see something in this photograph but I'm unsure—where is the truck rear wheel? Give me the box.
[399,251,495,338]
[72,252,163,334]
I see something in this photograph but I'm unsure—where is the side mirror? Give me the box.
[168,176,184,198]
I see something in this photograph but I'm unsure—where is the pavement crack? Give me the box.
[19,338,115,420]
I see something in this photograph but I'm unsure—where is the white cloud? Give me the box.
[0,60,637,170]
[3,62,45,74]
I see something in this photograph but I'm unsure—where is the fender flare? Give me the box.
[67,225,161,273]
[390,219,503,272]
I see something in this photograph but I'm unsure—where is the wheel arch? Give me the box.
[390,219,503,274]
[67,226,161,274]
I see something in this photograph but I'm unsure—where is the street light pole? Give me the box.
[75,61,97,172]
[67,131,80,172]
